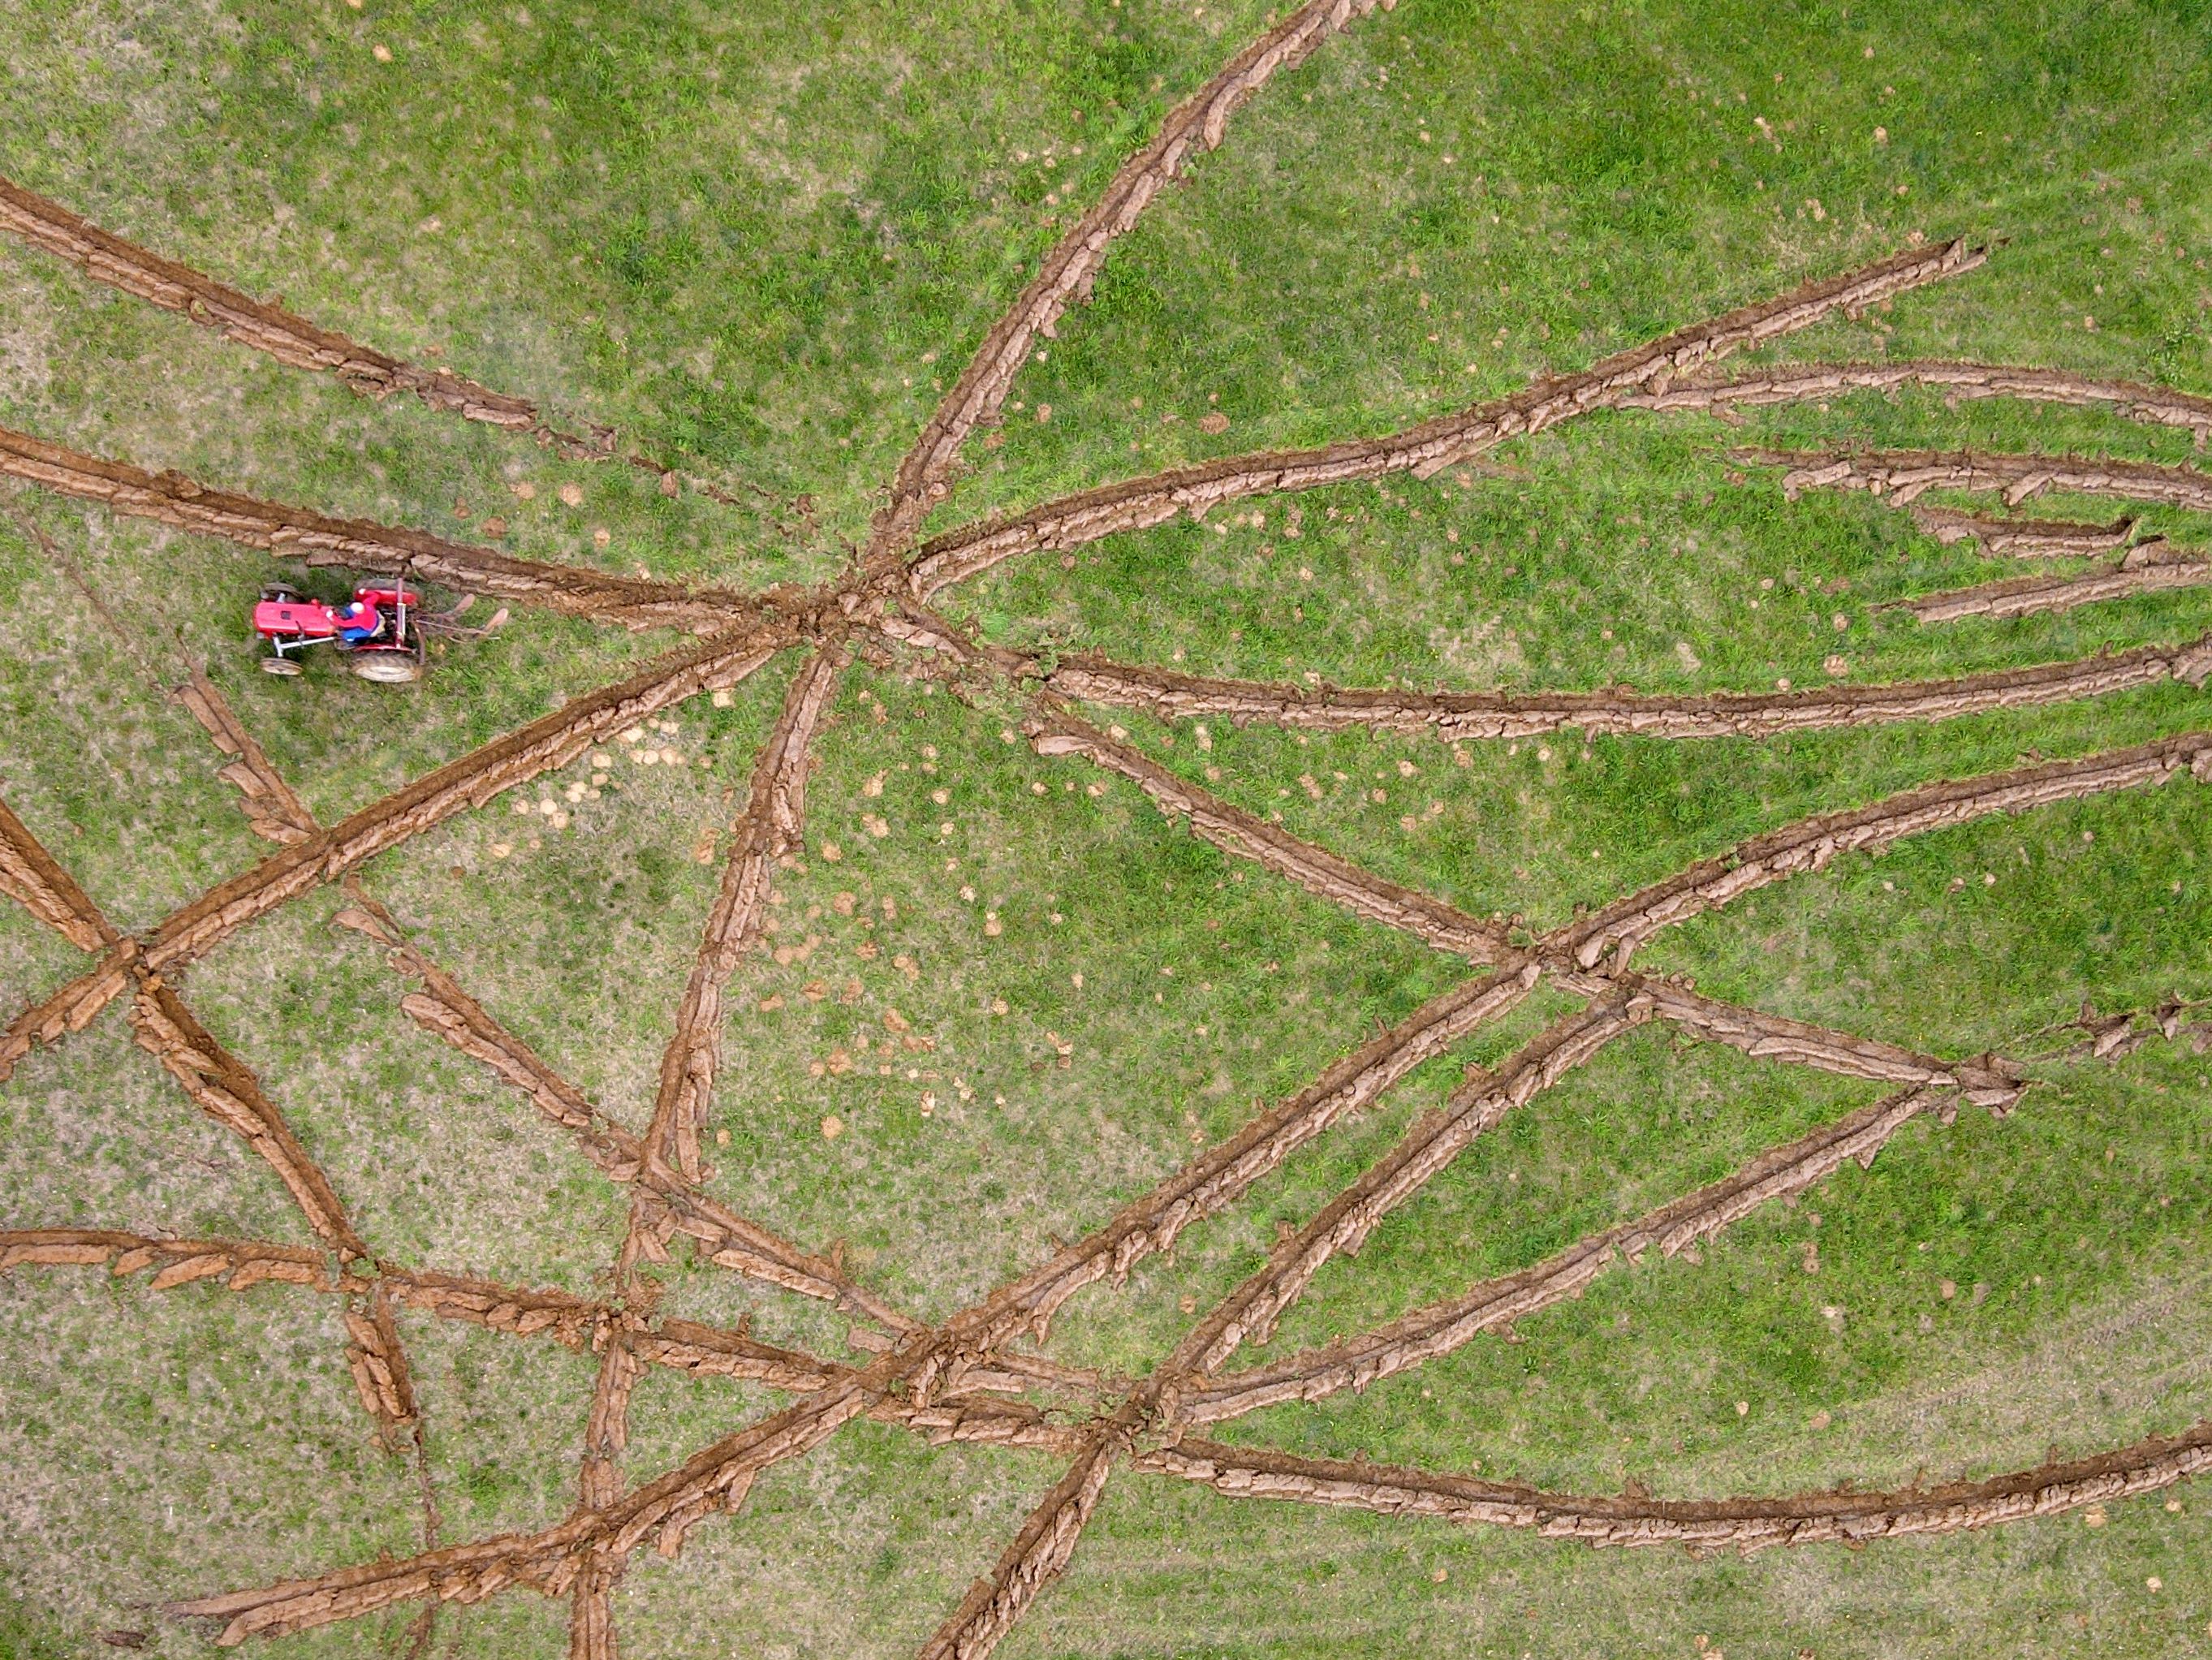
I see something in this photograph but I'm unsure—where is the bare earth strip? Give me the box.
[1026,701,1511,959]
[1555,731,2212,972]
[575,641,848,1660]
[1179,1085,1963,1421]
[908,240,1986,594]
[1036,635,2212,740]
[648,645,847,1185]
[1619,360,2212,443]
[0,175,572,440]
[1910,505,2141,558]
[1,623,796,1083]
[0,423,770,632]
[869,0,1386,560]
[1133,1422,2212,1552]
[1745,446,2212,513]
[1894,550,2212,623]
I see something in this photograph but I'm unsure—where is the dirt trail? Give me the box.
[869,0,1386,563]
[574,641,848,1660]
[1911,506,2139,558]
[334,899,911,1326]
[1558,731,2212,973]
[1136,1421,2212,1551]
[1619,360,2212,444]
[0,622,795,1084]
[1894,546,2212,623]
[917,1421,1131,1660]
[1153,995,1649,1407]
[1745,446,2212,513]
[0,423,772,632]
[1025,701,1510,959]
[173,670,322,844]
[908,240,1985,595]
[0,796,117,951]
[1181,1085,1960,1421]
[649,645,846,1184]
[1036,635,2212,740]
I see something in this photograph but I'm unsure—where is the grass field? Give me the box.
[3,0,2211,1655]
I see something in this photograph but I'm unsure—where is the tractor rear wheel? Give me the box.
[351,653,424,684]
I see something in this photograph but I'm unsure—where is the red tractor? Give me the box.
[252,582,427,683]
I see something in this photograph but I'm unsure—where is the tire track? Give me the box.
[1031,635,2212,741]
[0,423,771,632]
[1024,701,1511,959]
[2,621,796,1080]
[1556,731,2212,973]
[1134,1422,2212,1552]
[908,240,1986,595]
[869,0,1386,562]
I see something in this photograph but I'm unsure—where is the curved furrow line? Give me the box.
[1134,1425,2212,1552]
[1037,636,2212,740]
[869,0,1386,562]
[1744,446,2212,513]
[0,423,771,632]
[908,240,1986,594]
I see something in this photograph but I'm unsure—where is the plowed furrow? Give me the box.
[173,669,320,844]
[1153,994,1649,1403]
[1559,731,2212,972]
[1911,506,2140,558]
[909,241,1984,594]
[1179,1085,1954,1421]
[1039,636,2212,739]
[871,0,1384,561]
[1587,977,2026,1110]
[955,964,1540,1352]
[141,623,793,977]
[0,175,555,437]
[1025,702,1509,959]
[1896,551,2212,622]
[0,945,138,1081]
[0,423,765,632]
[1620,360,2212,442]
[1134,1423,2212,1552]
[0,1230,890,1396]
[340,899,910,1326]
[916,1422,1129,1660]
[1747,446,2212,513]
[0,795,116,950]
[649,645,845,1183]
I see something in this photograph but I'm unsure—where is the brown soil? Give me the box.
[1744,446,2212,512]
[1621,360,2212,444]
[1894,545,2212,623]
[1558,732,2212,972]
[1037,635,2212,740]
[869,0,1387,562]
[0,423,770,632]
[1134,1424,2212,1552]
[1026,701,1510,958]
[1909,506,2140,558]
[1179,1085,1960,1421]
[8,7,2201,1647]
[908,240,1986,594]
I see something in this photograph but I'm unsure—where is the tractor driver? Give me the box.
[331,598,384,645]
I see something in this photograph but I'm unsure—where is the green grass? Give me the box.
[4,0,2212,1654]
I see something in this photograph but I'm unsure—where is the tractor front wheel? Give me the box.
[260,656,304,677]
